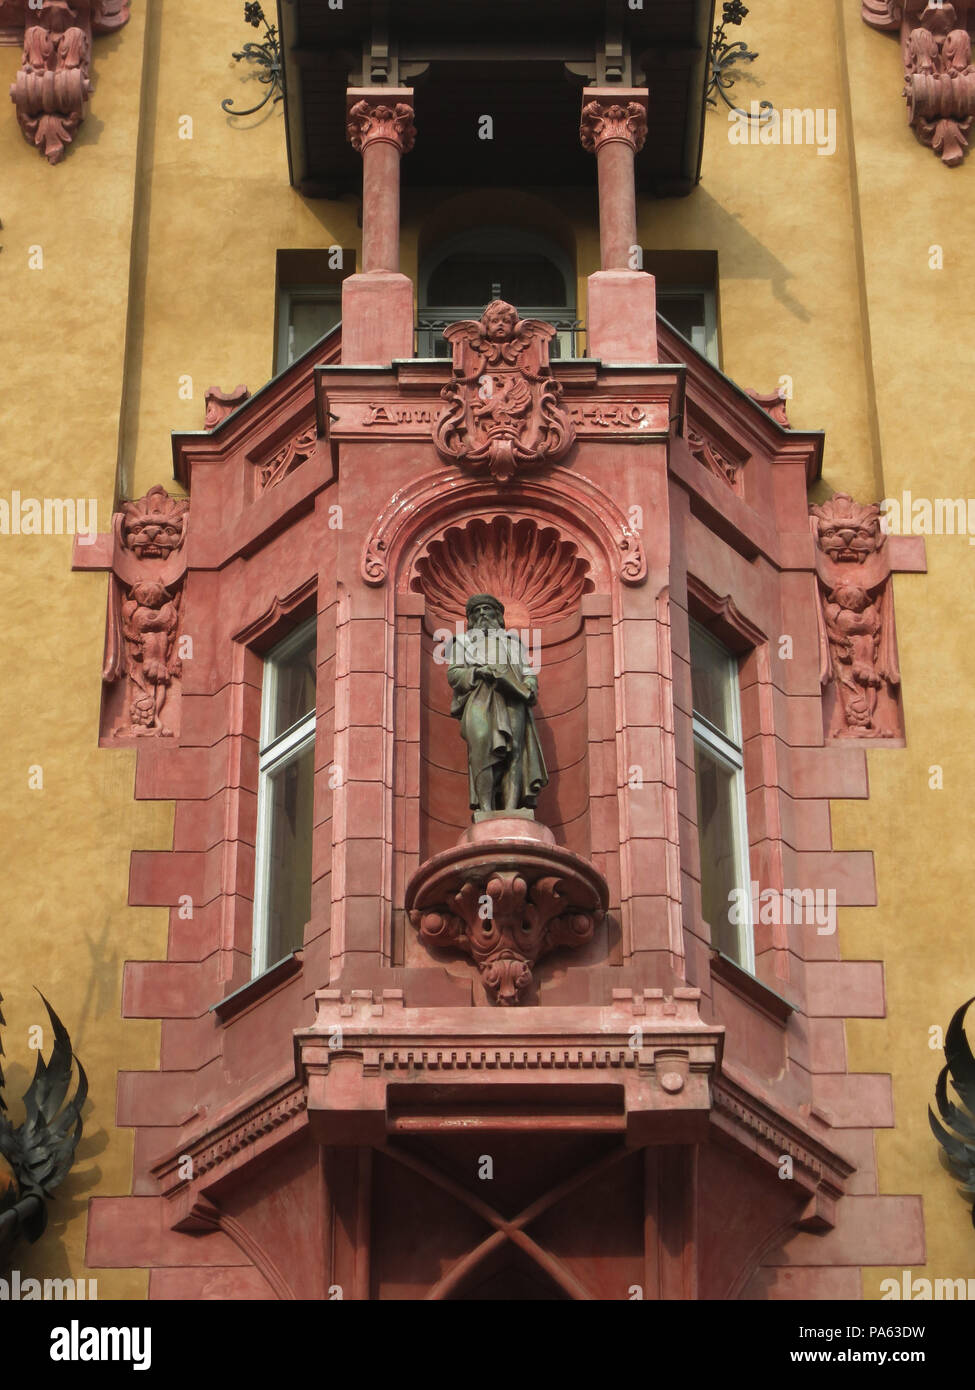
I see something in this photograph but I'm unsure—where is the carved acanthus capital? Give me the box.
[579,98,648,154]
[434,300,575,482]
[347,97,416,155]
[406,831,607,1006]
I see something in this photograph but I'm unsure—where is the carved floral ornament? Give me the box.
[863,0,975,165]
[809,493,901,740]
[434,301,575,483]
[406,838,607,1006]
[579,98,648,153]
[346,97,416,154]
[9,0,130,165]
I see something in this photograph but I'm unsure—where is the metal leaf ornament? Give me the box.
[929,997,975,1228]
[0,991,87,1267]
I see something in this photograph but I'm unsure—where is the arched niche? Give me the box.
[409,514,596,861]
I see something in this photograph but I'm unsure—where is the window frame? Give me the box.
[689,620,754,974]
[251,616,318,978]
[656,284,719,365]
[275,284,343,372]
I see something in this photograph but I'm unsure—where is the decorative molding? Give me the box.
[863,0,975,166]
[154,1078,307,1198]
[686,424,744,494]
[103,485,190,739]
[407,834,607,1006]
[410,515,594,627]
[8,0,130,164]
[204,384,250,430]
[434,301,575,482]
[745,386,791,428]
[257,421,318,491]
[346,95,415,154]
[579,97,648,153]
[810,493,901,739]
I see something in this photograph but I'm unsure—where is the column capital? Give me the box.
[579,87,648,155]
[346,87,416,155]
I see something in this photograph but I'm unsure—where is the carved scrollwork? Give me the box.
[434,301,575,482]
[258,422,318,491]
[407,840,607,1006]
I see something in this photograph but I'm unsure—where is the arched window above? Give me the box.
[419,227,578,359]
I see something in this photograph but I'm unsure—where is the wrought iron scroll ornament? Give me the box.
[0,991,87,1271]
[707,0,773,124]
[222,3,284,117]
[929,997,975,1228]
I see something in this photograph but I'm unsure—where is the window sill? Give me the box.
[211,950,304,1025]
[709,950,795,1027]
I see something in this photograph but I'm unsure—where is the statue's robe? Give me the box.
[447,628,548,809]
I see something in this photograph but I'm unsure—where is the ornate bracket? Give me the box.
[863,0,975,165]
[707,0,773,123]
[434,301,575,483]
[8,0,129,164]
[809,493,902,740]
[222,2,284,118]
[406,825,608,1006]
[100,485,190,739]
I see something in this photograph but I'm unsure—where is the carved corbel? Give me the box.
[406,836,607,1006]
[204,385,250,429]
[809,493,902,740]
[863,0,975,165]
[8,0,130,164]
[101,485,190,739]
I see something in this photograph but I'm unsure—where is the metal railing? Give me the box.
[415,314,586,361]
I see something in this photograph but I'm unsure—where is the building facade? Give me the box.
[1,0,973,1300]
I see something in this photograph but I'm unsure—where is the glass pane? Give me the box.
[269,626,317,742]
[265,741,315,963]
[659,293,706,348]
[289,297,341,362]
[690,626,736,741]
[427,252,567,309]
[694,742,746,964]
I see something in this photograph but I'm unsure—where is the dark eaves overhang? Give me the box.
[276,0,716,199]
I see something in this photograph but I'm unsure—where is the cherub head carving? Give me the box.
[121,486,189,560]
[810,493,884,564]
[481,300,519,343]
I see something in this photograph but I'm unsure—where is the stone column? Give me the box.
[342,88,416,365]
[580,88,657,364]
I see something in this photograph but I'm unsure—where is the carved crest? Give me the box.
[433,301,575,483]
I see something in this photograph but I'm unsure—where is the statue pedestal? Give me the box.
[406,825,608,1005]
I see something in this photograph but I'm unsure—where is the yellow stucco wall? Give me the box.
[1,0,971,1295]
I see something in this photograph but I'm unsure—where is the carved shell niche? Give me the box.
[410,516,594,629]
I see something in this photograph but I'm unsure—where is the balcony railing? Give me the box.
[416,314,586,361]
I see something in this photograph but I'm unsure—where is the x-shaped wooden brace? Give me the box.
[380,1140,634,1300]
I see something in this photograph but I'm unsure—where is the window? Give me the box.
[690,622,753,971]
[277,287,342,370]
[274,249,352,373]
[656,287,718,364]
[418,227,579,359]
[251,618,317,976]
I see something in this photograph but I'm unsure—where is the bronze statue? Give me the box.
[447,594,548,815]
